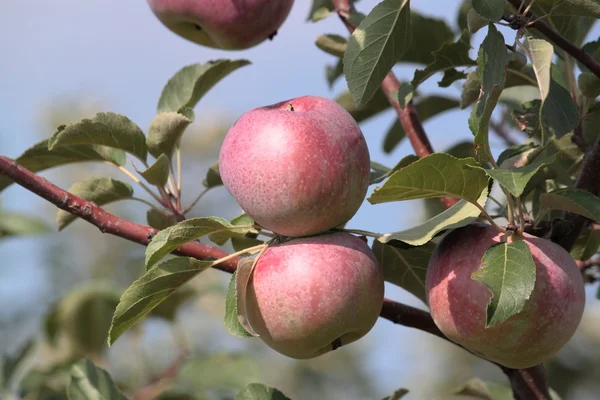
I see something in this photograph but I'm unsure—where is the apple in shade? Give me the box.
[219,95,371,237]
[146,0,295,50]
[426,223,585,369]
[244,232,384,359]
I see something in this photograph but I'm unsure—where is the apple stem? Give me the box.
[474,202,505,233]
[336,228,382,238]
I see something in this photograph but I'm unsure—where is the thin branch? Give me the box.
[489,119,518,147]
[331,0,458,209]
[505,0,600,79]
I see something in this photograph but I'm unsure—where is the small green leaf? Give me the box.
[307,0,335,22]
[203,161,223,189]
[157,60,251,113]
[397,83,414,108]
[379,188,488,246]
[335,89,391,124]
[372,241,435,305]
[471,240,536,328]
[230,214,264,252]
[466,8,489,33]
[384,96,460,153]
[147,112,193,158]
[460,71,482,109]
[579,72,600,98]
[412,33,476,88]
[570,228,600,260]
[469,24,508,164]
[145,217,254,269]
[139,154,170,186]
[315,34,347,57]
[0,212,49,237]
[146,209,175,231]
[56,178,133,231]
[48,112,147,162]
[398,13,454,65]
[224,266,254,338]
[326,58,345,87]
[481,154,557,197]
[535,0,600,18]
[540,188,600,221]
[344,0,412,106]
[472,0,505,21]
[108,257,213,345]
[438,68,467,87]
[0,140,121,193]
[67,359,127,400]
[368,153,489,205]
[236,383,292,400]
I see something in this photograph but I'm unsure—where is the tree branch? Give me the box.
[505,0,600,80]
[332,0,458,208]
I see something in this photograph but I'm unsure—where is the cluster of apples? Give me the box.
[218,96,384,359]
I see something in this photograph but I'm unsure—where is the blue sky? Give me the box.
[3,1,600,398]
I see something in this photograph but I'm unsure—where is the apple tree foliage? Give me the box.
[2,0,600,399]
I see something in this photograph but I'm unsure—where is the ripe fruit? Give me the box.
[146,0,294,50]
[244,232,384,359]
[426,223,585,369]
[219,95,370,237]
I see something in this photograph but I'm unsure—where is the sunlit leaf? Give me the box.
[471,240,536,327]
[315,34,347,57]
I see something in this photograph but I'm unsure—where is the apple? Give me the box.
[426,223,585,369]
[244,232,384,359]
[147,0,295,50]
[219,95,370,237]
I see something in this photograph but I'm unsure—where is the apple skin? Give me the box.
[425,223,585,369]
[245,232,384,359]
[219,95,370,237]
[147,0,294,50]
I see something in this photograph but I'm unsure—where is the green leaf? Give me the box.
[412,33,476,88]
[540,188,600,221]
[0,140,121,193]
[372,241,435,305]
[578,39,600,72]
[335,89,391,123]
[326,58,345,87]
[399,13,454,65]
[230,214,264,252]
[224,270,254,338]
[108,257,213,345]
[582,103,600,146]
[467,8,489,33]
[579,72,600,98]
[147,112,193,158]
[67,359,127,400]
[439,68,468,87]
[315,34,347,57]
[481,154,558,197]
[368,153,489,205]
[146,209,176,230]
[56,177,133,231]
[344,0,412,106]
[469,24,508,164]
[523,38,579,142]
[48,112,147,162]
[381,389,410,400]
[2,339,34,387]
[460,71,482,109]
[379,188,488,246]
[570,228,600,260]
[383,96,459,153]
[139,154,170,186]
[236,383,292,400]
[397,83,414,108]
[157,60,251,113]
[145,217,255,269]
[203,161,223,189]
[535,0,600,18]
[0,211,49,237]
[471,240,536,328]
[307,0,335,22]
[472,0,505,21]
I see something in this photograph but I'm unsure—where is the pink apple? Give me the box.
[244,232,384,359]
[426,223,585,369]
[147,0,295,50]
[219,95,370,237]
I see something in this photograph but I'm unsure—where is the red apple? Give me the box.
[244,232,384,359]
[426,223,585,369]
[219,95,370,237]
[147,0,294,50]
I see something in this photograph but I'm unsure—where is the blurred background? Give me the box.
[1,0,599,399]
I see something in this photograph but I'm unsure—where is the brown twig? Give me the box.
[505,0,600,80]
[490,119,518,147]
[131,351,190,400]
[331,0,457,209]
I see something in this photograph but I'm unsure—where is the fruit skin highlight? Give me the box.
[147,0,294,50]
[425,223,586,369]
[245,232,384,359]
[219,95,370,237]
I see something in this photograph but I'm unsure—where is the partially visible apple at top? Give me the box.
[219,95,371,237]
[147,0,295,50]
